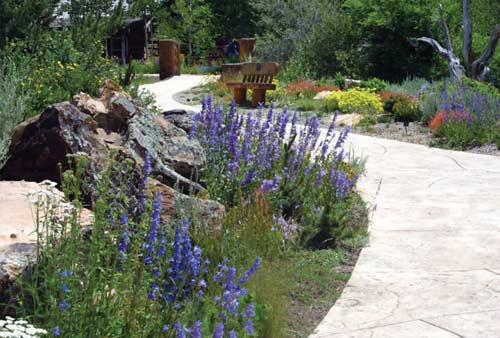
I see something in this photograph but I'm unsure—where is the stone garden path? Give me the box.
[154,76,500,338]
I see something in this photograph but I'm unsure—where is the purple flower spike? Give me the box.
[213,322,224,338]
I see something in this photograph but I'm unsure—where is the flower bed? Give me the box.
[4,97,368,337]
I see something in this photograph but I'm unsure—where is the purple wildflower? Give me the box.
[260,175,281,193]
[244,319,254,335]
[213,322,224,338]
[191,321,202,338]
[239,256,261,284]
[175,322,186,338]
[53,326,60,337]
[58,300,69,310]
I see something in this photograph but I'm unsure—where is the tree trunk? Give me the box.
[412,0,500,82]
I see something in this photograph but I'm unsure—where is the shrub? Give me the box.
[386,77,431,97]
[130,59,160,74]
[0,57,29,167]
[191,98,363,247]
[360,77,388,92]
[392,96,422,123]
[325,88,383,115]
[5,32,121,118]
[379,91,413,113]
[419,89,441,123]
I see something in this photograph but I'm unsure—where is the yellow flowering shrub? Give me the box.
[326,87,383,115]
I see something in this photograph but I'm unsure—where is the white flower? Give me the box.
[40,180,57,189]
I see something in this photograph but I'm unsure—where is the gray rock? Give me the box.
[163,109,197,134]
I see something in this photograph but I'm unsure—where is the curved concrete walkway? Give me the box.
[311,134,500,338]
[139,74,218,112]
[148,75,500,338]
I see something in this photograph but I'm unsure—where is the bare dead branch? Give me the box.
[471,24,500,79]
[438,4,454,54]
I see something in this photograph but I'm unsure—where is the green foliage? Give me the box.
[430,79,500,149]
[392,97,422,122]
[255,0,355,79]
[131,59,160,74]
[57,0,125,50]
[343,0,446,81]
[360,78,389,92]
[157,0,215,63]
[326,88,384,115]
[11,156,263,337]
[4,32,121,118]
[0,0,57,47]
[0,57,29,167]
[208,0,259,38]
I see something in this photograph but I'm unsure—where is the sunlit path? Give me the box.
[311,134,500,338]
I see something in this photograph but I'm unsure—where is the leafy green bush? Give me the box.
[392,96,422,122]
[130,59,160,74]
[326,88,383,115]
[5,31,121,118]
[360,77,388,91]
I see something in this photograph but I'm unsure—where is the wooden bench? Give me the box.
[226,62,279,107]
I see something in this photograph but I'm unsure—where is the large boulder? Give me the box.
[0,79,220,221]
[1,103,107,184]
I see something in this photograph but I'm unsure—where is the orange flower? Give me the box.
[429,111,447,130]
[429,110,473,131]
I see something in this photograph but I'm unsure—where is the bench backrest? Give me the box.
[241,62,279,84]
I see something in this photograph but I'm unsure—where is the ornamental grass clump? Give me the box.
[431,79,500,149]
[191,96,363,247]
[8,155,262,338]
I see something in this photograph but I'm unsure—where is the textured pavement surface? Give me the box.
[139,74,217,112]
[311,134,500,338]
[150,75,500,338]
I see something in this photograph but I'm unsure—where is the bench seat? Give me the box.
[225,81,276,90]
[225,62,279,107]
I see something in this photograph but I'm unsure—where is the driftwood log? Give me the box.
[410,0,500,82]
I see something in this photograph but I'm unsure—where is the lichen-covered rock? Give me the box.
[0,79,215,219]
[125,109,205,185]
[1,80,206,193]
[163,109,197,134]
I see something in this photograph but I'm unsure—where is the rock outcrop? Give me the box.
[0,80,222,221]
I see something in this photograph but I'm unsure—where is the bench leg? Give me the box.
[251,89,266,107]
[233,88,247,105]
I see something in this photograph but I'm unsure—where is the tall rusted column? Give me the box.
[239,38,256,62]
[159,39,181,80]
